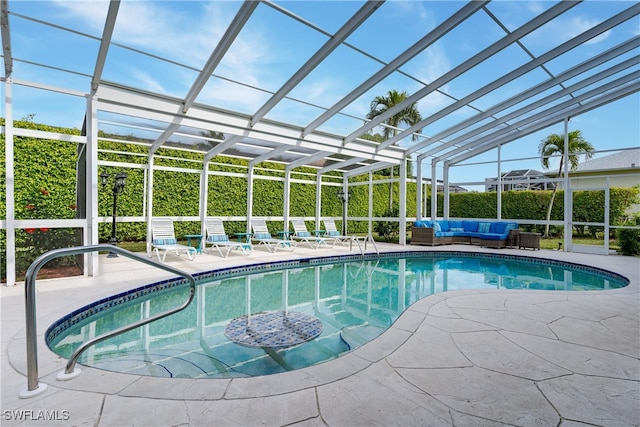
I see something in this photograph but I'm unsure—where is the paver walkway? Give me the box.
[1,245,638,426]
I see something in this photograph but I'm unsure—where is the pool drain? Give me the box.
[225,311,322,348]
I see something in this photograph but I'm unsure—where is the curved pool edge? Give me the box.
[43,249,632,347]
[5,246,639,405]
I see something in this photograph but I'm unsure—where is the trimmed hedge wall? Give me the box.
[1,118,639,277]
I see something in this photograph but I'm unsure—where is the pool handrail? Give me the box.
[21,244,196,399]
[350,232,379,255]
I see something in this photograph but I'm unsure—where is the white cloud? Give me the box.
[128,68,166,94]
[526,15,610,47]
[50,0,276,94]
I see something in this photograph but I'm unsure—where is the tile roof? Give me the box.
[575,148,640,172]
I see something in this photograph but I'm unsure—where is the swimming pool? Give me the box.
[46,252,628,379]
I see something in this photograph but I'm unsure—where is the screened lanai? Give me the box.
[1,0,639,285]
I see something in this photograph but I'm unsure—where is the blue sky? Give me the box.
[3,1,639,189]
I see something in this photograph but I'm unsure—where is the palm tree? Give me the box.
[539,129,594,237]
[366,90,422,209]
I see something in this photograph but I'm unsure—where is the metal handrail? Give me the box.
[22,244,196,398]
[350,232,379,256]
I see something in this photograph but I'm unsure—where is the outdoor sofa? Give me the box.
[411,219,518,249]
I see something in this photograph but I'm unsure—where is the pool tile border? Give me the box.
[45,250,629,348]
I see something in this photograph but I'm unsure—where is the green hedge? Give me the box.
[2,118,639,277]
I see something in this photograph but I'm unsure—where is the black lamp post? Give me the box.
[101,171,127,257]
[337,189,351,236]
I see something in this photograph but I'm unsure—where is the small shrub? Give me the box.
[618,228,640,256]
[617,215,640,256]
[374,208,399,242]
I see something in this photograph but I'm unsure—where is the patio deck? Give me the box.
[2,243,638,426]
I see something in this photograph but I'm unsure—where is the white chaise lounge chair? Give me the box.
[291,218,335,249]
[204,217,252,257]
[322,218,352,246]
[251,218,296,252]
[150,218,197,263]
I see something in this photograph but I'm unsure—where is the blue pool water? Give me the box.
[46,252,627,379]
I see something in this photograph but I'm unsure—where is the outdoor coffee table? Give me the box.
[519,232,541,250]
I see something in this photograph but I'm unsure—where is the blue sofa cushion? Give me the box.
[478,222,491,233]
[462,221,479,232]
[493,222,508,234]
[505,223,518,232]
[414,220,432,228]
[438,220,450,231]
[448,220,462,230]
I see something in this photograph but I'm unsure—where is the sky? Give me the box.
[2,0,639,191]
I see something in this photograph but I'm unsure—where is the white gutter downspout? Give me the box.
[431,160,438,220]
[399,158,407,245]
[563,117,572,252]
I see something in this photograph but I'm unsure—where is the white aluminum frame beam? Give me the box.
[96,84,405,163]
[91,0,119,91]
[285,151,329,171]
[302,0,488,137]
[408,15,640,155]
[204,135,243,163]
[343,0,580,145]
[344,161,395,178]
[182,1,258,113]
[415,38,640,160]
[385,26,639,153]
[418,60,640,162]
[445,81,640,165]
[250,0,383,127]
[318,157,366,174]
[1,0,12,76]
[249,144,291,167]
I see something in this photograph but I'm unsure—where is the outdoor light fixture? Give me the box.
[337,188,351,236]
[101,171,127,257]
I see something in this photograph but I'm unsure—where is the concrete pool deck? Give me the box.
[1,243,638,426]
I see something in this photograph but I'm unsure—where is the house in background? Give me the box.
[485,169,555,192]
[558,147,640,214]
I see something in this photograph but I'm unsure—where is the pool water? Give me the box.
[47,253,627,379]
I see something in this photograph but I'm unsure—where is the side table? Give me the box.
[184,234,203,253]
[234,232,252,243]
[277,231,294,247]
[519,232,541,250]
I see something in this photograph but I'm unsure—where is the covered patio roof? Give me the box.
[2,0,638,173]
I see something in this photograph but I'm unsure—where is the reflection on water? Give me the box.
[48,255,626,379]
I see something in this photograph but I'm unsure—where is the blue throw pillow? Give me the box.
[433,222,442,232]
[297,231,311,237]
[478,223,491,233]
[494,222,508,234]
[462,221,479,232]
[451,227,464,233]
[327,230,340,236]
[254,232,271,239]
[207,235,229,243]
[153,238,177,245]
